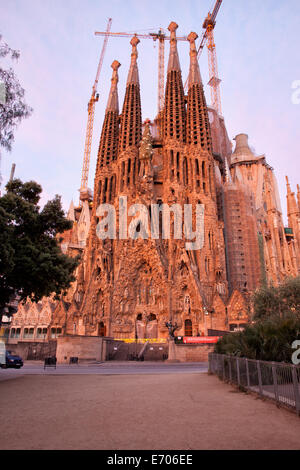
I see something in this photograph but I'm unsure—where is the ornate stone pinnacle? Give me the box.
[187,32,198,43]
[111,60,121,71]
[168,22,178,33]
[188,32,198,58]
[130,36,140,48]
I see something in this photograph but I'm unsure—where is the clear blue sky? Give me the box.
[1,0,300,221]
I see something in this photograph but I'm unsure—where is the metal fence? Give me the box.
[209,353,300,414]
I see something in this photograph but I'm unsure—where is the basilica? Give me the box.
[8,22,300,345]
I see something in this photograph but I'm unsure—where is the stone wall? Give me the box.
[56,335,106,363]
[7,341,57,360]
[169,342,214,362]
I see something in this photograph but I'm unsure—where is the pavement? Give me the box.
[1,361,300,450]
[0,361,208,380]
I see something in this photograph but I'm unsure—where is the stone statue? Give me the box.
[165,320,178,338]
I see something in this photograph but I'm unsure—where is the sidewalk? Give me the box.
[0,372,300,449]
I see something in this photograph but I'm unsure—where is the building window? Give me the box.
[185,319,193,337]
[37,328,48,339]
[1,328,10,339]
[51,328,62,338]
[98,322,106,337]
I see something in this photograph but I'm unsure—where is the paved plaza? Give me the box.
[1,362,300,450]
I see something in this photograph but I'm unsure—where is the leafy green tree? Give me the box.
[215,277,300,362]
[253,277,300,320]
[252,284,283,319]
[215,314,300,363]
[0,179,79,322]
[279,276,300,316]
[0,35,32,152]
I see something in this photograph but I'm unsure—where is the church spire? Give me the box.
[119,36,142,152]
[127,36,139,85]
[187,31,202,86]
[163,22,186,142]
[286,176,299,218]
[297,184,300,212]
[106,60,121,112]
[96,60,121,170]
[167,21,181,72]
[186,32,212,151]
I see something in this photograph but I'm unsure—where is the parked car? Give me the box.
[1,351,23,369]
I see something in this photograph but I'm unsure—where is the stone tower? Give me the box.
[67,24,229,339]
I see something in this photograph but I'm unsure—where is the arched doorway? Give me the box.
[185,319,193,337]
[136,314,145,339]
[98,322,106,337]
[146,314,158,339]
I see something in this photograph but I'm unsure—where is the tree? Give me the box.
[214,314,300,363]
[253,277,300,320]
[0,35,32,153]
[0,179,79,322]
[252,284,282,320]
[215,277,300,362]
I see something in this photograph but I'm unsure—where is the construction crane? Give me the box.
[80,18,112,203]
[184,0,223,115]
[95,29,188,114]
[95,1,222,117]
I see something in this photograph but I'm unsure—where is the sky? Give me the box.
[1,0,300,222]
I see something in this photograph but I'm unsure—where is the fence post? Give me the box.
[271,363,279,405]
[291,366,300,415]
[229,357,232,383]
[245,358,250,389]
[257,361,263,397]
[236,358,240,386]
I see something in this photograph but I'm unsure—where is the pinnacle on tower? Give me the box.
[106,60,121,112]
[187,32,202,86]
[297,184,300,212]
[167,22,181,72]
[96,60,121,170]
[127,36,140,86]
[286,176,299,216]
[119,36,142,152]
[186,31,212,151]
[163,22,186,142]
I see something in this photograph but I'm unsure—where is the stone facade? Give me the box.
[50,22,300,342]
[8,22,300,349]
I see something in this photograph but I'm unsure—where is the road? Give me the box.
[0,361,208,381]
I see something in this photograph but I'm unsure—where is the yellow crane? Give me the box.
[184,0,223,115]
[95,29,188,115]
[80,18,112,203]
